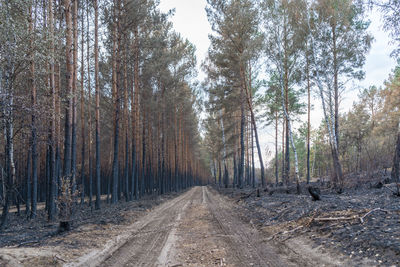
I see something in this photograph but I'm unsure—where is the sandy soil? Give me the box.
[77,186,361,266]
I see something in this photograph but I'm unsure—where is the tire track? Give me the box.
[72,188,196,267]
[99,189,195,267]
[204,186,300,266]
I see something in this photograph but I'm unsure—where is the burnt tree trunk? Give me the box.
[239,89,245,189]
[94,0,101,210]
[111,0,120,204]
[391,131,400,182]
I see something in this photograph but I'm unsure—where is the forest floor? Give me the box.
[0,177,398,267]
[217,172,400,267]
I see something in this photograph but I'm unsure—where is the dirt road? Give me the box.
[74,186,349,267]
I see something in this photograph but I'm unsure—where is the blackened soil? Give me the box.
[217,173,400,266]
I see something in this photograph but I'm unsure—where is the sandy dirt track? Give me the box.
[71,186,354,267]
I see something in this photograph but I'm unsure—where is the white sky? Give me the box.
[159,0,211,80]
[159,0,398,168]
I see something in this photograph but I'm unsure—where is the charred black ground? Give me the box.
[217,173,400,266]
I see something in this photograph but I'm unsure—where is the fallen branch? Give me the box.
[314,216,357,222]
[54,255,66,263]
[265,225,303,241]
[16,240,39,247]
[359,208,389,224]
[305,210,319,227]
[313,208,389,224]
[383,184,400,196]
[383,184,397,194]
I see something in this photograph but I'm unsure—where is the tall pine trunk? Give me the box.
[63,0,73,182]
[333,25,339,150]
[141,110,146,197]
[80,0,86,205]
[87,1,93,207]
[218,159,222,187]
[71,0,78,196]
[241,64,265,188]
[281,120,285,181]
[306,50,311,184]
[111,0,120,204]
[239,88,245,188]
[123,38,129,201]
[1,98,16,229]
[29,4,38,219]
[94,0,101,210]
[284,72,290,186]
[48,0,56,221]
[220,111,229,188]
[391,130,400,183]
[275,111,278,185]
[26,150,31,215]
[0,27,16,228]
[131,25,140,200]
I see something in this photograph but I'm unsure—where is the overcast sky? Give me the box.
[159,0,211,79]
[159,0,398,167]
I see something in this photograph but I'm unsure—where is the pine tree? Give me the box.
[307,0,372,189]
[205,0,265,188]
[94,0,101,210]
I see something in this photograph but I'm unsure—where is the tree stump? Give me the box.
[59,221,71,233]
[308,186,321,201]
[374,181,383,189]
